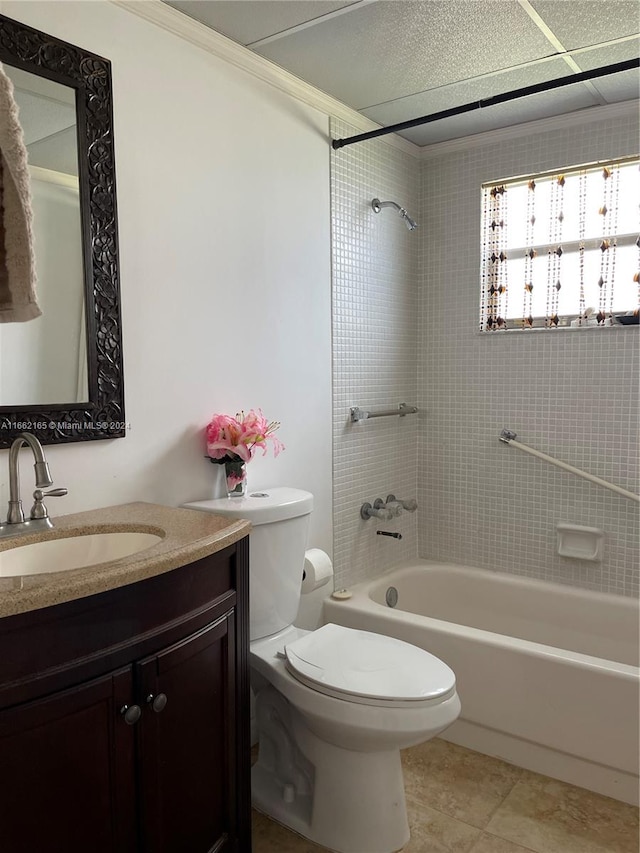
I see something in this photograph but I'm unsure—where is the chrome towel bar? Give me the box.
[351,403,418,422]
[499,429,640,504]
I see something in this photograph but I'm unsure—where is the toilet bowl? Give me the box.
[251,623,460,853]
[184,488,460,853]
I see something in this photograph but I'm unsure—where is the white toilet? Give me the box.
[185,488,460,853]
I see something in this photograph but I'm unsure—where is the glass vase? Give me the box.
[224,457,247,498]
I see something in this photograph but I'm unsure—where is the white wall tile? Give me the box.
[332,110,638,598]
[418,110,639,597]
[331,119,421,590]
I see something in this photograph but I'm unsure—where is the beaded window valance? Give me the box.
[480,156,639,331]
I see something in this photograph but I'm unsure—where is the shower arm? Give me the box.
[372,199,402,214]
[371,198,418,230]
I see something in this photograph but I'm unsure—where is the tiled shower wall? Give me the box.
[331,118,421,591]
[418,108,639,597]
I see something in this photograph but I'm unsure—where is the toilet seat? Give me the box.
[284,623,456,707]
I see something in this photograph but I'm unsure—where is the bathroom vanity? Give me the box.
[0,503,251,853]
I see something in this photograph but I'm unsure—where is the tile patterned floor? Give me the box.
[252,738,639,853]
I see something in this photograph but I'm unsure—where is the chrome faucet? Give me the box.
[0,432,67,539]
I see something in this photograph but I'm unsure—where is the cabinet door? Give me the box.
[136,612,237,853]
[0,667,136,853]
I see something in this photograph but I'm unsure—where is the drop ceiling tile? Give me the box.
[382,83,599,146]
[255,1,558,110]
[591,68,640,102]
[166,1,357,46]
[531,2,640,50]
[573,39,640,102]
[362,57,571,129]
[573,37,640,68]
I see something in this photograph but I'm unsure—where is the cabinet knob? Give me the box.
[146,693,168,713]
[120,704,142,725]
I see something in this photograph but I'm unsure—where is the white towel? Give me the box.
[0,61,40,323]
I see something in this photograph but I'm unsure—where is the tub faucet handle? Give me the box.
[386,494,418,513]
[375,497,402,517]
[360,502,393,521]
[375,497,402,518]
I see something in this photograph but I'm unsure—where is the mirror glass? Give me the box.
[0,66,87,406]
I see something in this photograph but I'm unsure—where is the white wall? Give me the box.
[0,1,333,554]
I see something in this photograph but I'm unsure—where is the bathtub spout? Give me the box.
[377,531,402,539]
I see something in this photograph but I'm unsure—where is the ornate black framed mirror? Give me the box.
[0,14,124,447]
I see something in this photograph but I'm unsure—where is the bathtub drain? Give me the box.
[385,586,398,608]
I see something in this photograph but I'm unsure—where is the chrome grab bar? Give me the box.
[351,403,418,422]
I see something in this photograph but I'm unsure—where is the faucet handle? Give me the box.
[386,494,418,513]
[30,488,68,520]
[376,497,402,517]
[360,502,393,521]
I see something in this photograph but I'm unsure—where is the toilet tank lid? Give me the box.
[183,487,313,525]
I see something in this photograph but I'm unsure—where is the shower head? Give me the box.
[371,198,418,231]
[400,209,418,231]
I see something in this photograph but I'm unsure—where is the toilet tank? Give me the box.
[184,488,313,641]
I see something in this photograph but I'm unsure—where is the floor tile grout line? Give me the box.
[479,770,529,829]
[403,759,526,831]
[404,795,484,835]
[403,794,488,833]
[472,828,541,853]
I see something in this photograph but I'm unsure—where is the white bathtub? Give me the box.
[323,561,640,805]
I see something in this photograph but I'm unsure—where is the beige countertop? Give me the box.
[0,502,250,619]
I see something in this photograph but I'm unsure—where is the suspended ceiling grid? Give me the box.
[167,0,640,146]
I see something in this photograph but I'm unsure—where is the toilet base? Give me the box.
[252,687,410,853]
[252,747,409,853]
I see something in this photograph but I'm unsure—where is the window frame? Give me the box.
[479,155,639,332]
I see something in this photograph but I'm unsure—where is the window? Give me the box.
[480,157,639,331]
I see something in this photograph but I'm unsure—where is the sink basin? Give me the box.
[0,531,163,578]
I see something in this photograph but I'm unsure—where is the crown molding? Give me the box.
[418,100,640,159]
[109,0,420,158]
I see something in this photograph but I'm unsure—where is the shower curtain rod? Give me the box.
[331,58,640,150]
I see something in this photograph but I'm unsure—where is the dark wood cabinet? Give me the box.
[0,667,136,853]
[137,614,237,853]
[0,538,251,853]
